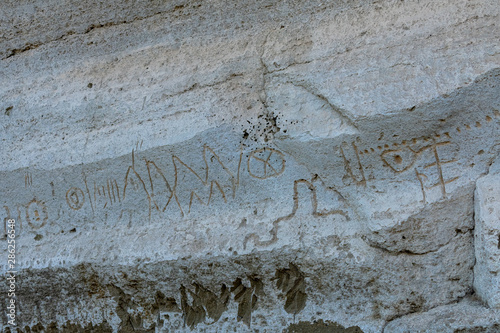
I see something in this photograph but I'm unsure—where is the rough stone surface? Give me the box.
[474,156,500,309]
[1,0,499,332]
[384,297,500,333]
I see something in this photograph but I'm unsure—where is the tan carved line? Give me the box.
[171,145,239,213]
[66,187,85,210]
[187,181,227,214]
[145,160,177,214]
[83,173,94,214]
[110,180,116,203]
[114,179,121,203]
[415,169,427,203]
[107,180,113,204]
[247,148,286,180]
[244,179,348,249]
[24,173,32,188]
[340,142,366,186]
[123,152,154,220]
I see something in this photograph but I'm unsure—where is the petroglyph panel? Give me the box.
[1,1,500,331]
[1,101,498,234]
[2,99,497,268]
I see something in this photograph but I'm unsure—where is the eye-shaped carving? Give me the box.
[381,147,417,172]
[66,187,85,210]
[26,199,48,229]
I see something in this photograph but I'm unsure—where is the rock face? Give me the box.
[1,0,499,332]
[474,157,500,309]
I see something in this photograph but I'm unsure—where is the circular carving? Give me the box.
[247,148,286,179]
[66,187,85,210]
[26,199,48,230]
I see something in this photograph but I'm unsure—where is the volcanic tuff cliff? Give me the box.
[1,0,500,332]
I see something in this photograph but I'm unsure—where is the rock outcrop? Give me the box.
[1,0,499,332]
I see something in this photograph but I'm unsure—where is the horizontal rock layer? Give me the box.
[1,0,499,332]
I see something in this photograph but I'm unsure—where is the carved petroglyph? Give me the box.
[415,169,428,203]
[247,148,286,179]
[21,131,460,229]
[365,112,498,198]
[275,264,307,316]
[82,173,95,214]
[66,187,85,210]
[187,181,227,214]
[123,150,154,218]
[340,142,366,186]
[24,172,32,188]
[172,145,239,214]
[95,178,121,208]
[82,176,123,213]
[72,145,248,220]
[172,156,228,214]
[135,139,143,151]
[145,159,177,214]
[14,110,496,236]
[421,141,458,198]
[244,179,349,249]
[25,199,48,229]
[380,138,458,201]
[74,145,247,220]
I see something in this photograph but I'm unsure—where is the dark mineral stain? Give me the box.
[11,320,113,332]
[231,276,262,326]
[454,324,500,333]
[275,264,307,315]
[285,320,364,333]
[106,284,156,332]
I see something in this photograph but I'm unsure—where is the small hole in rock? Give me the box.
[5,106,13,116]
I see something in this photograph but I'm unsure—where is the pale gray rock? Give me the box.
[0,0,499,332]
[474,156,500,309]
[384,297,500,333]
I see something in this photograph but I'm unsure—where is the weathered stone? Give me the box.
[285,319,363,333]
[474,156,500,308]
[384,297,500,333]
[1,0,499,332]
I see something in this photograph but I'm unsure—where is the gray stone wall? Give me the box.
[1,0,499,332]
